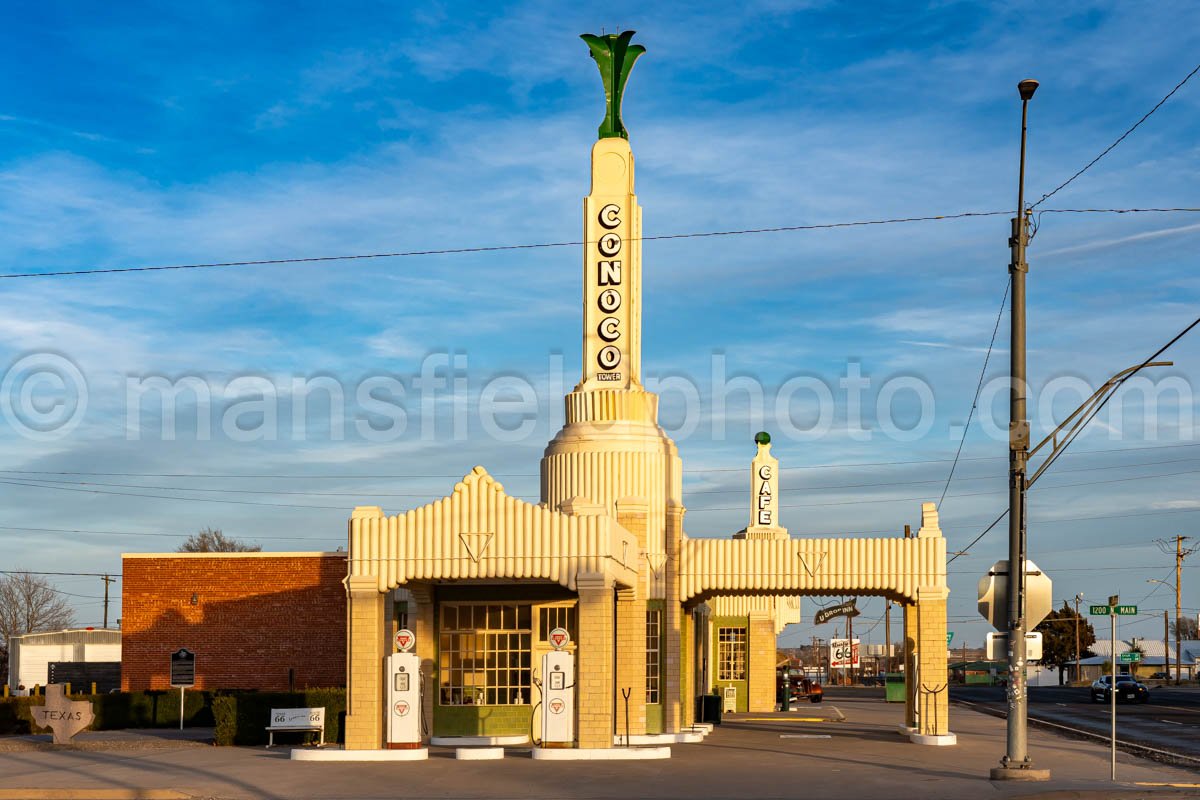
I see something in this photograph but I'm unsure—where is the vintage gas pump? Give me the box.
[540,627,575,746]
[387,628,421,749]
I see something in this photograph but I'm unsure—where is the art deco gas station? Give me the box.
[339,31,953,756]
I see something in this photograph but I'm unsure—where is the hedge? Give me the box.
[0,689,214,735]
[212,688,346,746]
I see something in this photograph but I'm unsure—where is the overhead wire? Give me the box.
[1,208,1198,281]
[1031,59,1200,208]
[939,281,1009,509]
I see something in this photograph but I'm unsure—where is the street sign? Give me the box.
[1114,605,1137,616]
[977,559,1053,630]
[1118,651,1142,663]
[1089,605,1111,616]
[395,628,415,652]
[169,648,196,688]
[830,639,860,669]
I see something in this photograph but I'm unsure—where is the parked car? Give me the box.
[1090,675,1150,703]
[1148,672,1170,680]
[777,670,824,704]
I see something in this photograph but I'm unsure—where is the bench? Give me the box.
[266,707,325,747]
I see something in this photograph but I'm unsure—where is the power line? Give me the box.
[1032,59,1200,207]
[947,311,1200,562]
[0,570,120,578]
[0,211,1010,280]
[939,281,1009,509]
[4,440,1196,480]
[5,449,1200,499]
[2,207,1198,281]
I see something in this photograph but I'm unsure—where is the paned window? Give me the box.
[646,609,662,703]
[439,603,532,705]
[717,626,747,681]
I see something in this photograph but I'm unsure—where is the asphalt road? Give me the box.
[948,684,1200,763]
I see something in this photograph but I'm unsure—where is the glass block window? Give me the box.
[439,603,532,706]
[646,609,662,704]
[717,626,747,681]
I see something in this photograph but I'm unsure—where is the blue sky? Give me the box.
[1,1,1198,651]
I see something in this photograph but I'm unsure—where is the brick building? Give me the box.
[120,552,346,691]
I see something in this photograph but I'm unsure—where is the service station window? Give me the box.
[717,626,747,681]
[645,609,662,704]
[439,603,532,706]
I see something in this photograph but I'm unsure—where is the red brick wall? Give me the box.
[121,554,347,691]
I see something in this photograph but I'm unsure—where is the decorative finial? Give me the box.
[754,431,771,445]
[580,30,645,140]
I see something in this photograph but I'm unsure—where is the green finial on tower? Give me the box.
[754,431,771,445]
[580,30,645,140]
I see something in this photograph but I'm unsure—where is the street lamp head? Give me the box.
[1018,79,1039,101]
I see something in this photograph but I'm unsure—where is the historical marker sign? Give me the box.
[170,648,196,688]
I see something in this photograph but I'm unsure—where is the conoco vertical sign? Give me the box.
[583,139,642,389]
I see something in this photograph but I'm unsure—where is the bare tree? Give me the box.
[0,572,75,648]
[177,526,261,553]
[1174,616,1199,641]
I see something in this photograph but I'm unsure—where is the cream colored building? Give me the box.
[342,32,952,752]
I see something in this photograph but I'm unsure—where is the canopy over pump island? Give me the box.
[342,31,953,753]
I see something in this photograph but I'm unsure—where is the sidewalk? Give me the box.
[0,698,1195,799]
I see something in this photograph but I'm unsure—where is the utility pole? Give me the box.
[1156,535,1196,684]
[1174,536,1188,685]
[1074,593,1083,685]
[101,574,116,629]
[993,77,1042,782]
[1164,610,1171,682]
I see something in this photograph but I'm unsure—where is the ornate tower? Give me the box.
[541,31,682,597]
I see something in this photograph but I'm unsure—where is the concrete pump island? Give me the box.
[330,30,955,759]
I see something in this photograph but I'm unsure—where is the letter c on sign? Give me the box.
[598,346,621,370]
[598,204,621,229]
[598,317,620,342]
[758,465,772,480]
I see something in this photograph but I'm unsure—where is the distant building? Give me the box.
[7,628,121,692]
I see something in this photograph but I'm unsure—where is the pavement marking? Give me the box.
[780,734,832,739]
[1135,783,1200,789]
[1157,719,1183,725]
[0,792,189,800]
[743,717,835,723]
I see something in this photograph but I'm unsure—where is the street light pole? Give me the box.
[993,77,1042,781]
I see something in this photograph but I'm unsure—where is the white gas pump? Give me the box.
[540,627,574,746]
[387,628,421,749]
